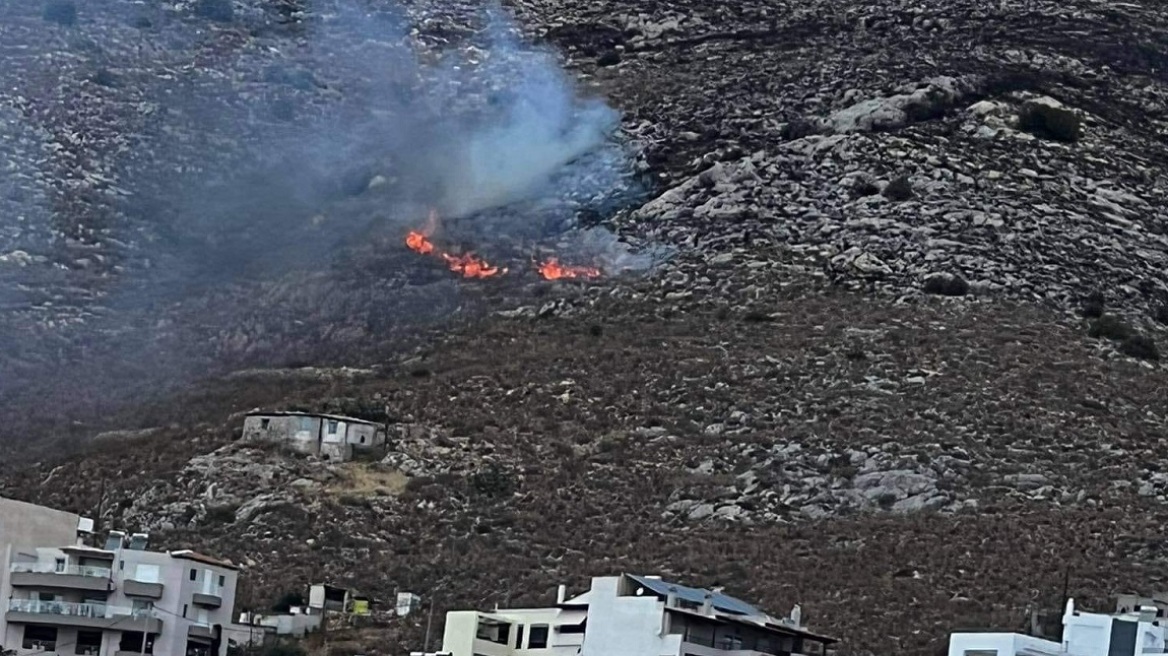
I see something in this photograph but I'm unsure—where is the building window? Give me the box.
[528,625,549,649]
[120,632,154,655]
[76,630,103,655]
[185,641,212,656]
[190,568,197,581]
[261,418,270,429]
[22,626,58,651]
[515,624,525,649]
[360,436,366,444]
[135,564,161,583]
[219,575,226,587]
[559,622,586,634]
[327,420,339,434]
[54,558,66,573]
[183,604,189,618]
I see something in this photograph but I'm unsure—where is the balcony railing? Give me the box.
[10,563,113,578]
[8,599,156,620]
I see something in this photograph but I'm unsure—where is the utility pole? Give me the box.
[423,596,436,652]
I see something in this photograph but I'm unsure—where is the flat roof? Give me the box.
[61,546,115,560]
[245,410,383,427]
[170,550,239,571]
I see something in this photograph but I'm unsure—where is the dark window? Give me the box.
[185,640,212,656]
[189,568,197,581]
[183,604,189,618]
[327,420,339,434]
[76,630,103,655]
[360,436,366,444]
[23,625,58,650]
[515,624,525,649]
[529,625,549,649]
[260,418,270,429]
[120,631,154,654]
[219,575,226,587]
[559,622,586,634]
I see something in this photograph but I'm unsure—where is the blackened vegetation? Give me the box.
[195,0,234,22]
[1088,314,1160,361]
[41,0,76,26]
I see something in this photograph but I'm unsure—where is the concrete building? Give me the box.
[415,573,838,656]
[241,411,386,461]
[1,528,244,656]
[948,597,1168,656]
[0,497,89,555]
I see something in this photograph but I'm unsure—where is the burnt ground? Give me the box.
[3,0,1168,654]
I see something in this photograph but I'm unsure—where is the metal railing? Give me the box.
[7,599,157,620]
[10,563,113,578]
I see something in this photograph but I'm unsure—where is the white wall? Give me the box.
[947,632,1062,656]
[580,577,682,656]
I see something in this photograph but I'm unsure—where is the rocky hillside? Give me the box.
[3,0,1168,654]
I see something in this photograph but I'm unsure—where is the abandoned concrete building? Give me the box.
[241,411,386,460]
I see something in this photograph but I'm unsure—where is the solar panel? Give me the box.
[627,574,761,616]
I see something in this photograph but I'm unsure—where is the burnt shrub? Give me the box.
[883,175,915,201]
[1154,303,1168,326]
[271,591,305,612]
[470,464,515,498]
[922,273,970,297]
[42,0,77,26]
[194,0,234,22]
[1081,291,1106,318]
[1120,334,1160,361]
[203,504,239,525]
[1088,314,1132,341]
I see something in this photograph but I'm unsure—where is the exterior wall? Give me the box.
[242,415,321,455]
[242,414,382,460]
[345,423,383,448]
[442,611,482,656]
[1062,610,1167,656]
[946,632,1062,656]
[580,577,682,656]
[0,497,80,554]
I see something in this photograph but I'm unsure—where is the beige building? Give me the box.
[241,411,386,461]
[0,497,248,656]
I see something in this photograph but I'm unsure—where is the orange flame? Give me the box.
[537,257,602,280]
[404,210,506,279]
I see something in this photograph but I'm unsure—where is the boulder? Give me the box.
[1018,97,1082,142]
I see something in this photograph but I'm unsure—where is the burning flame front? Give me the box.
[404,210,602,281]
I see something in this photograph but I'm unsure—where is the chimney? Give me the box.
[701,593,713,616]
[557,585,567,605]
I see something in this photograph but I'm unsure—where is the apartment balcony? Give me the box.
[6,599,162,633]
[123,580,165,599]
[9,563,114,592]
[192,592,222,609]
[188,622,215,640]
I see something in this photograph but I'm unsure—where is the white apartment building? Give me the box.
[0,496,246,656]
[416,573,838,656]
[949,597,1168,656]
